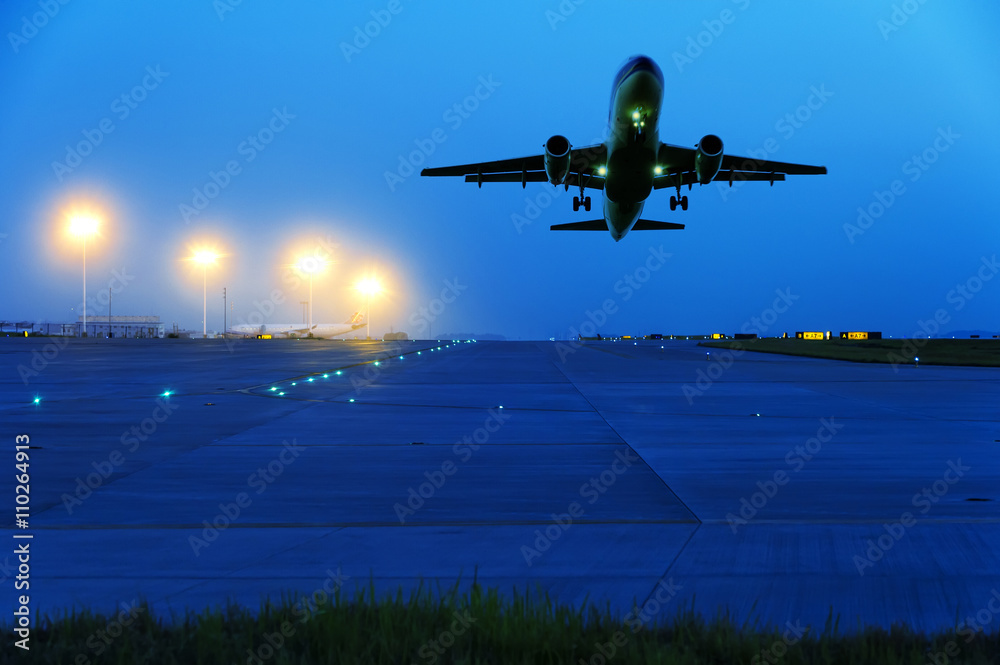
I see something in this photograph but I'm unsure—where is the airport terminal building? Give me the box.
[76,315,165,338]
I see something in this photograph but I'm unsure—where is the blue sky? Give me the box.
[1,1,998,338]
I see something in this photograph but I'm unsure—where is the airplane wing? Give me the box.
[655,142,826,188]
[421,144,608,191]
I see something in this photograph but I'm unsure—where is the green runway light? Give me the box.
[349,398,355,403]
[399,356,404,360]
[307,378,314,382]
[323,374,329,378]
[374,361,380,367]
[291,382,297,386]
[417,352,421,355]
[33,396,41,404]
[335,370,342,375]
[279,392,285,396]
[269,387,277,391]
[161,390,172,397]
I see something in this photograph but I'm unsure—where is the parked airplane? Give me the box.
[230,312,365,338]
[421,55,827,241]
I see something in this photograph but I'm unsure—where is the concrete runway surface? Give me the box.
[2,337,998,633]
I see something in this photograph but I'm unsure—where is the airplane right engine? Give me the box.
[544,135,571,185]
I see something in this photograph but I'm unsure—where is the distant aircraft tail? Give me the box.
[346,311,364,324]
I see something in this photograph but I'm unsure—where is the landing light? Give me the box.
[597,166,607,176]
[632,110,640,121]
[654,166,662,175]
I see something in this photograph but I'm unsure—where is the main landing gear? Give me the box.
[670,176,689,211]
[573,172,591,211]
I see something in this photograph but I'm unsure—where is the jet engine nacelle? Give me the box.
[544,135,571,185]
[695,134,723,184]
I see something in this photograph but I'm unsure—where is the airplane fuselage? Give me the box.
[229,322,364,339]
[603,56,664,241]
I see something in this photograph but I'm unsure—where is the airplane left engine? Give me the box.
[695,134,724,184]
[544,135,571,185]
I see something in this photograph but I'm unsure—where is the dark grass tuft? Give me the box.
[4,581,1000,664]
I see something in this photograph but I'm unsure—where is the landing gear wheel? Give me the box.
[583,196,591,212]
[573,196,580,212]
[669,195,677,211]
[681,196,688,211]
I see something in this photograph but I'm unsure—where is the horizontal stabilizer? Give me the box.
[633,219,685,230]
[550,220,607,231]
[549,219,685,231]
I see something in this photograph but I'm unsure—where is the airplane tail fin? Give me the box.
[346,311,364,324]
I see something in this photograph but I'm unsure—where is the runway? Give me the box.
[2,338,998,633]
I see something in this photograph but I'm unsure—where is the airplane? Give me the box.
[229,311,366,339]
[421,55,827,242]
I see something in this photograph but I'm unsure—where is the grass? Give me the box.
[700,338,1000,367]
[5,581,999,664]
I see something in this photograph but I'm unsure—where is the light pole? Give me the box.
[296,255,326,335]
[191,249,219,338]
[69,215,99,337]
[356,277,382,340]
